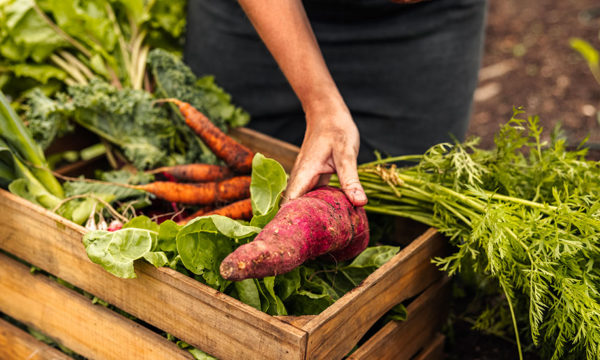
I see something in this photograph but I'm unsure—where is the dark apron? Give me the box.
[184,0,487,163]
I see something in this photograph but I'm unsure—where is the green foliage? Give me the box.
[249,153,288,228]
[0,0,188,98]
[24,89,72,149]
[350,110,600,359]
[570,37,600,84]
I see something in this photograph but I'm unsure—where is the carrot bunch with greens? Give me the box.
[331,111,600,360]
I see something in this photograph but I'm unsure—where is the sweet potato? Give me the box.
[220,186,369,281]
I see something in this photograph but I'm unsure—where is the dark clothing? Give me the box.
[184,0,487,163]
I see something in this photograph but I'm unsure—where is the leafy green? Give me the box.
[0,90,63,196]
[570,37,600,84]
[0,0,188,98]
[249,153,288,228]
[176,215,259,290]
[25,89,72,149]
[82,215,172,278]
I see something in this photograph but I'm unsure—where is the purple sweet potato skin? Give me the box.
[220,186,369,281]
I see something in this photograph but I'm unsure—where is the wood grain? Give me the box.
[0,318,71,360]
[230,127,300,173]
[0,253,193,360]
[413,333,446,360]
[0,189,306,360]
[302,228,448,360]
[348,276,450,360]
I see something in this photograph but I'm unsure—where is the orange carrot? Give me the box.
[147,164,232,182]
[135,176,251,204]
[178,198,253,225]
[164,99,254,173]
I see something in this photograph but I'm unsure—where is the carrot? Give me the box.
[163,99,254,173]
[135,176,251,204]
[220,186,369,281]
[147,164,232,182]
[178,198,253,225]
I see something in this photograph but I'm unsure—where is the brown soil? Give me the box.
[447,1,600,359]
[468,0,600,151]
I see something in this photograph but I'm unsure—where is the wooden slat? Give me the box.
[0,189,307,360]
[348,276,450,360]
[302,228,447,360]
[0,253,193,360]
[413,333,446,360]
[230,127,300,173]
[0,318,71,360]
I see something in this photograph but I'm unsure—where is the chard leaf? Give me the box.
[157,220,180,252]
[9,64,67,84]
[249,153,288,228]
[234,279,261,311]
[262,276,287,316]
[347,246,400,268]
[276,268,301,301]
[176,217,234,288]
[82,215,173,278]
[210,215,261,239]
[82,227,155,278]
[0,0,67,62]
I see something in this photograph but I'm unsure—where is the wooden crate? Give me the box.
[0,128,449,360]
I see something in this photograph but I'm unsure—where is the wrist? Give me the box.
[301,91,349,122]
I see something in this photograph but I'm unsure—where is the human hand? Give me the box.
[284,106,368,207]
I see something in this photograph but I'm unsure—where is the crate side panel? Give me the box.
[0,190,306,360]
[0,253,193,360]
[348,276,450,360]
[303,229,447,360]
[0,318,72,360]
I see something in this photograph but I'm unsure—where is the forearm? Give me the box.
[237,0,346,118]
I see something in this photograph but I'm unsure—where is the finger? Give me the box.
[333,151,367,206]
[284,165,322,204]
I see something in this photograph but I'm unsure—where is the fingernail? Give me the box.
[353,189,367,203]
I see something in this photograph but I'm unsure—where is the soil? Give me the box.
[467,0,600,152]
[446,1,600,359]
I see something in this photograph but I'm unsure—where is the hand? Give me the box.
[284,105,368,207]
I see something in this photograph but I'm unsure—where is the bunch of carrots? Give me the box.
[135,99,255,224]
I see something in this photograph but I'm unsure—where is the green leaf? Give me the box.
[234,279,261,311]
[25,89,72,149]
[210,215,261,239]
[277,268,301,301]
[249,153,288,228]
[82,227,156,278]
[347,246,400,268]
[570,38,599,67]
[9,63,67,83]
[158,220,180,252]
[176,217,233,288]
[0,0,68,62]
[187,348,217,360]
[262,276,287,315]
